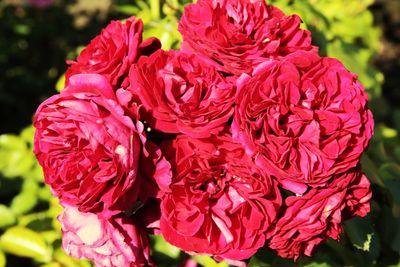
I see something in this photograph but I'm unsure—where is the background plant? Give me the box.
[0,0,399,266]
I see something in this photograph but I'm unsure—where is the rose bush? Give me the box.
[26,0,379,265]
[269,169,372,259]
[66,17,161,89]
[59,205,154,267]
[232,51,374,194]
[158,135,281,263]
[178,0,315,75]
[34,74,151,217]
[130,50,235,138]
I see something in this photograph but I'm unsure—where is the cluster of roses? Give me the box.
[33,0,374,266]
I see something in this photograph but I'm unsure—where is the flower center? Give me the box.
[197,168,240,199]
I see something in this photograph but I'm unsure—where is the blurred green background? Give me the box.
[0,0,399,266]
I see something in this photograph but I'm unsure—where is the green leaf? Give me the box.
[55,74,65,92]
[162,0,181,16]
[370,97,390,121]
[394,146,400,163]
[143,17,181,49]
[10,191,38,215]
[31,163,44,182]
[123,1,152,23]
[151,235,180,259]
[18,211,47,226]
[344,215,381,262]
[379,162,400,180]
[344,216,374,252]
[48,197,63,215]
[375,141,392,163]
[388,262,400,267]
[150,0,161,19]
[353,233,374,251]
[20,126,35,145]
[0,226,52,262]
[14,24,30,35]
[248,256,271,267]
[114,5,139,15]
[248,248,299,267]
[361,154,384,186]
[41,231,59,245]
[39,263,61,267]
[304,262,331,267]
[38,186,53,201]
[53,247,92,267]
[22,178,39,193]
[382,127,398,139]
[0,250,5,267]
[193,255,228,267]
[391,224,400,254]
[378,205,400,255]
[385,179,400,205]
[384,179,400,253]
[0,205,16,228]
[0,134,34,178]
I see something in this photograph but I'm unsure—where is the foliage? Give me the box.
[0,126,92,267]
[0,0,399,266]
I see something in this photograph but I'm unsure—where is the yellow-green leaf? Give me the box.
[193,255,228,267]
[10,192,38,215]
[53,247,92,267]
[152,235,180,259]
[0,227,52,262]
[55,74,66,92]
[40,263,61,267]
[0,250,5,267]
[0,205,16,228]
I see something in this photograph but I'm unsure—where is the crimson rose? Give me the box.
[130,50,235,138]
[232,52,374,194]
[268,169,372,259]
[34,74,152,216]
[158,135,281,262]
[178,0,315,75]
[66,17,161,88]
[59,205,154,267]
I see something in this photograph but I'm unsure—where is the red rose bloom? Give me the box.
[129,50,235,138]
[59,205,154,267]
[178,0,316,75]
[34,74,161,217]
[158,135,281,262]
[268,169,372,260]
[66,17,161,88]
[232,52,374,194]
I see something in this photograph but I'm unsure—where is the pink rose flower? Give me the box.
[268,169,372,260]
[129,50,235,138]
[66,17,161,88]
[158,135,281,262]
[59,205,154,267]
[34,74,162,217]
[178,0,316,75]
[232,52,374,194]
